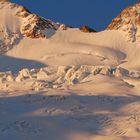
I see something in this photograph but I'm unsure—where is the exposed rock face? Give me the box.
[107,2,140,42]
[13,3,59,39]
[0,1,59,40]
[21,15,58,38]
[80,25,96,33]
[0,0,61,53]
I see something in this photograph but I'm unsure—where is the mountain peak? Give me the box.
[107,2,140,42]
[0,1,60,53]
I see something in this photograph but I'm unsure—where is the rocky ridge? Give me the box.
[2,1,59,38]
[0,1,60,53]
[108,2,140,42]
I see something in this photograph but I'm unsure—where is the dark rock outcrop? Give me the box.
[79,25,96,33]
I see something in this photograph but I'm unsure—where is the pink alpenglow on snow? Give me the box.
[0,1,140,140]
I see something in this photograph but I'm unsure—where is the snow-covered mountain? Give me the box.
[1,1,140,140]
[108,2,140,42]
[0,0,59,53]
[0,1,125,69]
[1,0,140,72]
[1,1,140,80]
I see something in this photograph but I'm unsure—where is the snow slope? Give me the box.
[6,29,127,67]
[1,1,140,140]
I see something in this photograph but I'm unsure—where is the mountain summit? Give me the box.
[0,0,59,53]
[108,2,140,42]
